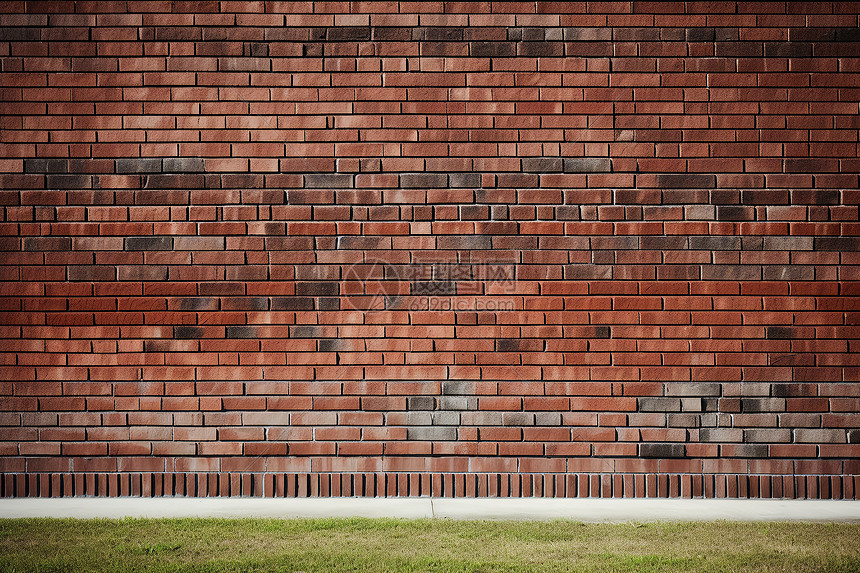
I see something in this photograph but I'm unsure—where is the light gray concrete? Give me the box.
[1,497,859,522]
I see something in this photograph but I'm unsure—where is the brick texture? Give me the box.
[1,1,859,499]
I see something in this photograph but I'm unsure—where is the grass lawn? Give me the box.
[0,517,858,572]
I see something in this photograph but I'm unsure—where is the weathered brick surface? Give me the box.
[0,1,858,499]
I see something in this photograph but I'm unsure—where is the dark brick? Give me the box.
[470,41,516,57]
[639,443,686,458]
[327,25,370,41]
[318,297,340,311]
[437,236,492,250]
[788,27,834,42]
[656,174,716,189]
[593,237,638,250]
[665,383,721,397]
[426,26,463,41]
[296,282,338,296]
[835,27,860,42]
[686,27,715,42]
[503,412,535,426]
[741,190,789,205]
[125,237,173,251]
[791,189,839,205]
[724,444,768,458]
[565,42,612,57]
[563,27,611,41]
[849,429,860,444]
[144,174,204,189]
[668,414,700,428]
[400,173,448,188]
[521,27,545,41]
[22,237,70,251]
[763,237,813,251]
[289,325,319,338]
[710,189,738,205]
[303,173,353,189]
[222,297,268,311]
[449,173,481,188]
[615,27,660,41]
[497,173,538,188]
[368,26,405,41]
[639,397,682,412]
[744,429,790,443]
[243,42,269,57]
[556,206,580,220]
[24,158,67,174]
[461,205,489,220]
[407,396,436,411]
[741,398,785,413]
[337,236,388,250]
[593,326,611,339]
[518,41,563,57]
[442,381,474,395]
[155,27,201,41]
[271,297,315,310]
[116,158,162,174]
[47,175,92,189]
[742,237,764,251]
[716,206,754,221]
[174,326,203,339]
[180,297,218,311]
[412,281,456,295]
[764,42,811,58]
[163,158,205,173]
[303,43,323,57]
[814,237,860,251]
[522,157,563,173]
[767,326,796,340]
[784,158,838,173]
[640,236,687,250]
[226,326,257,339]
[497,339,519,352]
[715,41,762,57]
[199,282,244,296]
[318,339,340,352]
[2,27,40,41]
[699,428,743,442]
[689,236,740,250]
[564,158,612,173]
[68,265,115,281]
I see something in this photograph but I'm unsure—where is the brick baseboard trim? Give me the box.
[3,472,857,500]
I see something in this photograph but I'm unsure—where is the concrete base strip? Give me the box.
[1,498,859,522]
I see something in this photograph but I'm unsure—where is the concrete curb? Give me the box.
[1,498,859,522]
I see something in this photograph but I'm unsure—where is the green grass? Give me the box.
[1,517,858,572]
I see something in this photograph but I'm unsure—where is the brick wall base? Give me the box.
[3,472,857,500]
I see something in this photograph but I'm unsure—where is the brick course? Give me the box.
[0,1,859,498]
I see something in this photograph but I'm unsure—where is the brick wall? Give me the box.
[1,1,859,499]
